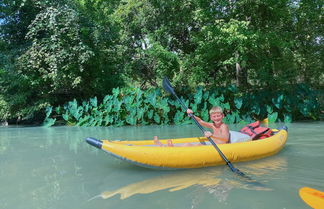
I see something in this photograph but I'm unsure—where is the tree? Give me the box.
[0,0,124,121]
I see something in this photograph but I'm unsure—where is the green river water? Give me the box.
[0,122,323,209]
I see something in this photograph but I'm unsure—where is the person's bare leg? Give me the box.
[178,142,200,147]
[167,139,174,147]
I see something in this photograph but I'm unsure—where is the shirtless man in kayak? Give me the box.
[188,106,229,144]
[154,106,229,146]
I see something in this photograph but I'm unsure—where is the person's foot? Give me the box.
[153,136,163,146]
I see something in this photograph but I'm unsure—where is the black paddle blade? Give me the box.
[233,167,246,177]
[162,77,175,95]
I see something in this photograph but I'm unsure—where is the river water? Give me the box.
[0,122,323,209]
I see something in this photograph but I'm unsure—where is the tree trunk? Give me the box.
[235,52,248,88]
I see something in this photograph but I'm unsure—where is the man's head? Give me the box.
[209,106,224,124]
[209,106,223,115]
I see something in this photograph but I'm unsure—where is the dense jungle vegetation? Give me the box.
[0,0,323,126]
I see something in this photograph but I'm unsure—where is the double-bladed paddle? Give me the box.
[162,77,246,176]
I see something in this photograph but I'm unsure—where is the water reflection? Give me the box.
[93,156,287,201]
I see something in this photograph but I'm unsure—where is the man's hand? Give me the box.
[204,131,213,138]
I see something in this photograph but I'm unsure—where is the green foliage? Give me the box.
[1,0,323,124]
[43,106,56,127]
[0,95,10,121]
[0,0,124,122]
[18,5,94,93]
[44,84,322,127]
[44,88,168,126]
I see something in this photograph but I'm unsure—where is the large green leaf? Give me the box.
[112,88,120,97]
[43,118,56,127]
[77,115,90,126]
[208,94,219,106]
[113,99,123,112]
[194,87,203,104]
[55,106,62,115]
[284,113,292,123]
[225,114,235,124]
[251,104,260,115]
[103,95,113,104]
[90,97,97,108]
[62,113,69,121]
[223,102,230,110]
[272,94,284,109]
[200,102,209,121]
[145,91,157,106]
[203,91,210,101]
[147,110,154,119]
[45,106,53,118]
[153,113,161,124]
[268,112,278,123]
[103,115,113,126]
[174,111,184,125]
[234,97,243,109]
[126,114,136,125]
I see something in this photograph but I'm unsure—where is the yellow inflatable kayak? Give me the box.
[85,126,288,169]
[299,187,324,209]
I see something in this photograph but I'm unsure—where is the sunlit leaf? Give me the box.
[234,97,243,109]
[268,112,278,123]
